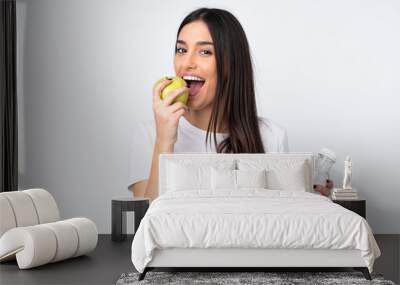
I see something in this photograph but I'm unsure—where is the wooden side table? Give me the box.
[332,199,366,219]
[111,196,149,242]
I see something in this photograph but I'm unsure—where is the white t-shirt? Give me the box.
[127,116,288,189]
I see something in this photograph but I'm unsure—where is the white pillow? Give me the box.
[167,162,210,191]
[211,167,236,190]
[237,158,311,192]
[266,162,306,191]
[236,169,267,188]
[166,160,235,192]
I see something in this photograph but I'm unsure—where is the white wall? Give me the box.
[17,0,400,233]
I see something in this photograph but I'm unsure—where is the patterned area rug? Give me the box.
[116,271,396,285]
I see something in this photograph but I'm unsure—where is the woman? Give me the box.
[129,8,323,201]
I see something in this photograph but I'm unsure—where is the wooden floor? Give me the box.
[0,234,398,285]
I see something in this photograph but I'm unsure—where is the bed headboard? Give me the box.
[159,152,315,195]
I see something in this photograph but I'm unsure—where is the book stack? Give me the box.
[331,188,359,200]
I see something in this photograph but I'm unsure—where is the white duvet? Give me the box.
[131,189,381,273]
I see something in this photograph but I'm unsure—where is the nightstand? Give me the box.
[111,196,149,242]
[332,199,366,219]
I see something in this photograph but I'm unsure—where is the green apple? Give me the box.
[154,76,189,104]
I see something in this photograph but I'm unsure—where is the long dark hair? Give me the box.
[176,8,265,153]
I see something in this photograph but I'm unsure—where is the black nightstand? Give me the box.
[111,196,149,242]
[332,199,366,219]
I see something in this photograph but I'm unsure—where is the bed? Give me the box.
[130,153,381,281]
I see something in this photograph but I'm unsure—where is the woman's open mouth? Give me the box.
[183,77,206,97]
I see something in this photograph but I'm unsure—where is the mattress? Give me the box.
[131,189,381,273]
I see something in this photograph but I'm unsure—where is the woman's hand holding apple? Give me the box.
[152,78,189,151]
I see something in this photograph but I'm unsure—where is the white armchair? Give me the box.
[0,188,98,269]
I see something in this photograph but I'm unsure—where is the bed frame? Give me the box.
[139,248,371,280]
[138,153,372,281]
